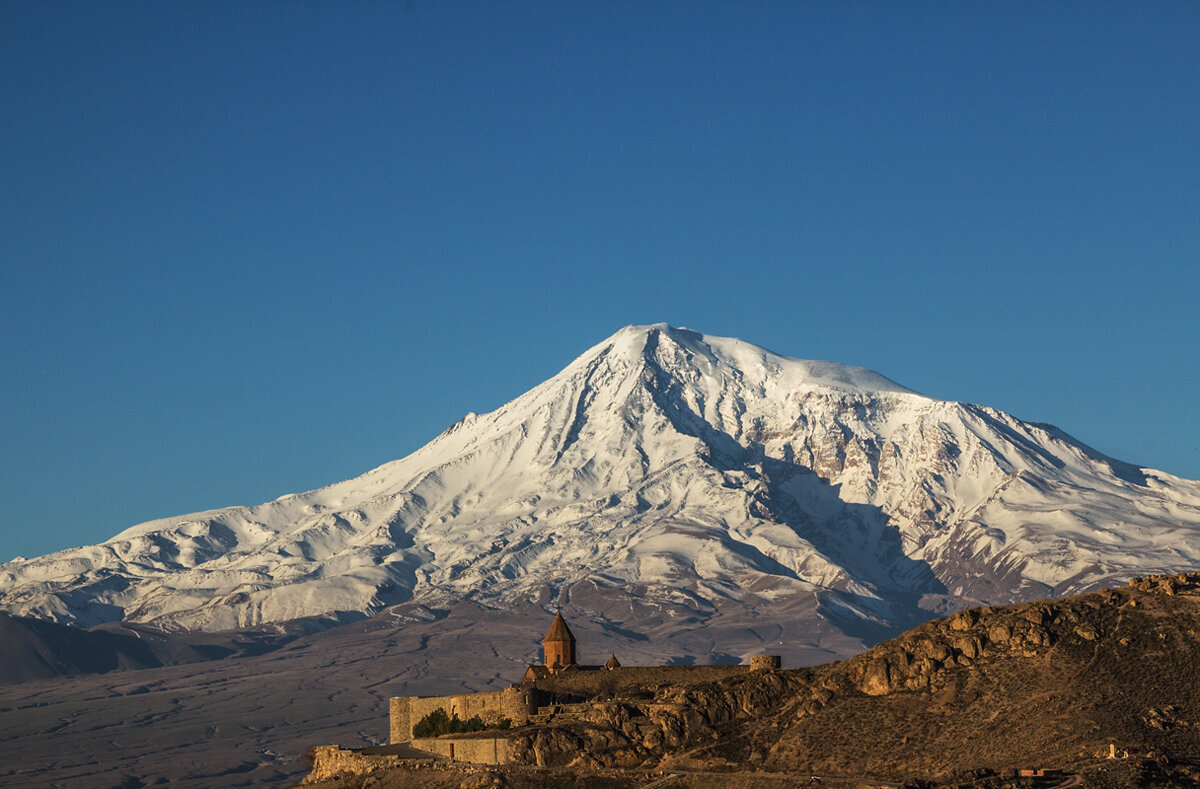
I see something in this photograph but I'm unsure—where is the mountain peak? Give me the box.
[591,323,924,399]
[2,325,1199,657]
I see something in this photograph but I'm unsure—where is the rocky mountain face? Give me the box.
[2,324,1200,663]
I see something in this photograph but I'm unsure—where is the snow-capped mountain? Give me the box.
[3,324,1200,648]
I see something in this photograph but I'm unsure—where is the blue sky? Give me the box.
[2,1,1198,562]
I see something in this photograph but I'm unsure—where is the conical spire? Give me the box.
[544,610,575,643]
[542,610,577,671]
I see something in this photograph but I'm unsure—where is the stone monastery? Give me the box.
[388,611,781,745]
[304,612,782,776]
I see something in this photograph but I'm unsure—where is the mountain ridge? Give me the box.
[2,324,1198,663]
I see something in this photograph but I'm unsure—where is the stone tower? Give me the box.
[543,611,576,670]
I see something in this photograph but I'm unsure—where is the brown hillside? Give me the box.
[492,573,1200,786]
[738,572,1200,785]
[302,575,1200,787]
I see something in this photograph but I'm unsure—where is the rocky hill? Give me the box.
[3,324,1200,672]
[397,573,1200,788]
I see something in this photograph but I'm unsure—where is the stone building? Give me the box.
[388,610,782,743]
[521,610,596,682]
[391,611,591,741]
[542,611,576,670]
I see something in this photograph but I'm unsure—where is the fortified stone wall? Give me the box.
[411,735,515,765]
[390,686,536,743]
[389,662,781,743]
[529,664,751,698]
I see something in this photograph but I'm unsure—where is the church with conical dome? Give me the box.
[520,610,608,681]
[388,610,781,746]
[542,610,576,670]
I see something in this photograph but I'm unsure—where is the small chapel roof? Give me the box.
[544,610,575,643]
[522,665,554,682]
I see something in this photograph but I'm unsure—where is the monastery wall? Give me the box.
[410,735,515,765]
[387,608,780,748]
[388,664,774,742]
[529,664,751,697]
[390,686,536,743]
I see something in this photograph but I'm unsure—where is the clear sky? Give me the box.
[2,1,1198,562]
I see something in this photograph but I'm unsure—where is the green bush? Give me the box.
[412,707,451,738]
[411,708,509,737]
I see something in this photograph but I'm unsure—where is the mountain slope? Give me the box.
[0,613,165,683]
[2,324,1199,656]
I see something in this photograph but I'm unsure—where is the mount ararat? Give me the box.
[3,324,1200,666]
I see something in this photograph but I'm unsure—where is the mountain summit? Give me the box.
[3,325,1199,661]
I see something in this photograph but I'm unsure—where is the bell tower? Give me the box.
[543,611,576,671]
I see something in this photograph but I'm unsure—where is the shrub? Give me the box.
[413,707,452,738]
[412,708,509,737]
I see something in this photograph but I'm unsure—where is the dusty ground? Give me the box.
[296,762,895,789]
[297,760,1188,789]
[0,597,848,788]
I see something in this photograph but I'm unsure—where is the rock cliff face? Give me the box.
[3,324,1200,667]
[493,574,1200,785]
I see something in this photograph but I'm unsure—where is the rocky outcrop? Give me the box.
[500,669,802,768]
[505,701,717,768]
[302,573,1200,787]
[496,574,1200,774]
[301,746,400,783]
